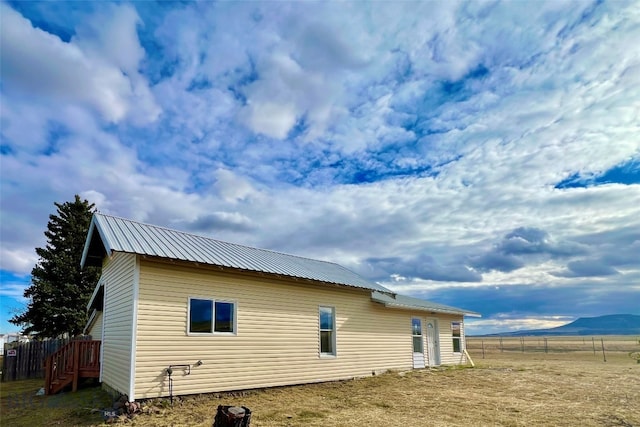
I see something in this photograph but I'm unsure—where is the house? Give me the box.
[81,213,479,400]
[0,333,29,349]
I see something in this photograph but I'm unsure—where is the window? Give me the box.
[452,321,462,353]
[190,299,213,333]
[412,318,423,353]
[319,306,336,356]
[188,298,236,334]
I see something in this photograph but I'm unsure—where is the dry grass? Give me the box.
[1,339,639,426]
[467,335,640,357]
[0,378,111,426]
[144,352,638,427]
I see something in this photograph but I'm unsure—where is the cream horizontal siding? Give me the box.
[101,252,136,397]
[135,259,418,399]
[88,311,103,341]
[437,315,467,365]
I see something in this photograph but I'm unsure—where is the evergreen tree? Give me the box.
[10,195,100,338]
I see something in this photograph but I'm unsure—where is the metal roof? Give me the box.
[371,291,481,317]
[81,213,390,293]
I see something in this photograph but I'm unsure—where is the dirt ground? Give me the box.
[2,348,638,426]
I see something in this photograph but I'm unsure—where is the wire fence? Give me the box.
[466,336,640,363]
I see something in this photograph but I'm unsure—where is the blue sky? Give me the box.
[1,1,639,335]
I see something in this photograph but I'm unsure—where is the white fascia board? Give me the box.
[80,215,114,268]
[83,309,98,335]
[371,293,481,317]
[384,301,481,317]
[80,218,98,268]
[86,278,104,311]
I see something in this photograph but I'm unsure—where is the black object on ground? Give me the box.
[213,405,251,427]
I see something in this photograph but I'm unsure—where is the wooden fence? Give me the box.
[2,337,93,382]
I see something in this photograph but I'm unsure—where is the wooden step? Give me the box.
[45,340,101,395]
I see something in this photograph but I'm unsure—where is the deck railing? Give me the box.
[44,340,101,395]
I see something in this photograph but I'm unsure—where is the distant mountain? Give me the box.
[482,314,640,337]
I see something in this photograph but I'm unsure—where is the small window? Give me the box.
[412,318,423,353]
[189,298,236,334]
[214,301,234,333]
[319,306,336,356]
[452,321,462,353]
[190,299,213,333]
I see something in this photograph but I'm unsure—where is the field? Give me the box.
[466,335,640,359]
[1,336,638,426]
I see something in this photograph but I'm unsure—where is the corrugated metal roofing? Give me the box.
[82,213,390,293]
[371,291,481,317]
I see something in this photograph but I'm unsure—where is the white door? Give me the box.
[426,319,440,366]
[412,318,425,368]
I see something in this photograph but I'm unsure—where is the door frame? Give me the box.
[425,318,441,367]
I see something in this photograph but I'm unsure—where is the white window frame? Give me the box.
[187,297,237,336]
[451,321,462,353]
[412,317,423,353]
[319,306,336,357]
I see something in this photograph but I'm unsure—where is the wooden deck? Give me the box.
[44,340,101,395]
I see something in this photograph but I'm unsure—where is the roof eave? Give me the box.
[379,300,480,317]
[371,291,481,317]
[80,216,97,268]
[83,309,98,335]
[80,215,113,268]
[86,279,104,312]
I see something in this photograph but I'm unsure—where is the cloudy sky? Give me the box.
[1,1,639,335]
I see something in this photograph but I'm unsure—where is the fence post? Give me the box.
[1,338,72,382]
[592,337,596,356]
[544,338,548,354]
[521,337,525,353]
[17,343,24,381]
[600,338,607,362]
[500,337,503,353]
[44,353,52,395]
[481,340,485,359]
[72,340,80,392]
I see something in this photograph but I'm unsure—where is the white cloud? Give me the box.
[0,281,29,302]
[74,4,143,74]
[239,51,338,140]
[0,93,53,154]
[1,1,639,334]
[242,100,298,140]
[80,190,109,211]
[213,169,258,203]
[0,3,159,125]
[0,248,36,275]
